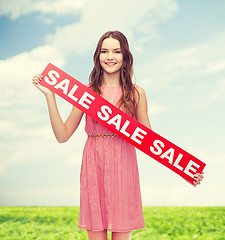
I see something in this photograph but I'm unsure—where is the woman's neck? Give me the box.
[101,71,120,87]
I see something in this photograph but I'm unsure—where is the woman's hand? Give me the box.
[193,172,204,187]
[32,73,53,95]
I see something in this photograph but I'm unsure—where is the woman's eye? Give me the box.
[101,50,107,53]
[115,51,121,53]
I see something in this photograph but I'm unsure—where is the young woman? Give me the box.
[32,31,204,240]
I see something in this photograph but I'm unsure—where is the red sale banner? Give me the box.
[40,63,206,185]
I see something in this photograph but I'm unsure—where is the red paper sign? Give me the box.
[40,63,206,185]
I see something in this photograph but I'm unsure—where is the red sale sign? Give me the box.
[40,63,206,185]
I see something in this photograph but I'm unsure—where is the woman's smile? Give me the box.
[105,62,117,66]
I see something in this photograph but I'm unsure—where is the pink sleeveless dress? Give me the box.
[78,86,145,232]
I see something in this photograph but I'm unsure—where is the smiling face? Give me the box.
[99,37,123,76]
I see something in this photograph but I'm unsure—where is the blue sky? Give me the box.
[0,0,225,206]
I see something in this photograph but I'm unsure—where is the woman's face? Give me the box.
[99,37,123,75]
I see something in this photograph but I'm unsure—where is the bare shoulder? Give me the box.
[134,84,147,102]
[134,84,151,129]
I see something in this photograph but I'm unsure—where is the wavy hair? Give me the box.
[89,30,139,117]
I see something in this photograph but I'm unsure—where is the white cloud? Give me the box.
[148,104,164,115]
[0,183,80,205]
[0,114,85,173]
[141,182,225,206]
[0,166,4,174]
[132,0,178,45]
[0,45,65,108]
[204,60,225,74]
[0,0,86,19]
[0,45,64,83]
[46,0,178,55]
[0,44,67,177]
[0,120,52,139]
[136,33,225,90]
[138,148,225,206]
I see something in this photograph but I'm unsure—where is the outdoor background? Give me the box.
[0,0,224,206]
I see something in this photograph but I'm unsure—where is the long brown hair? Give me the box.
[89,30,139,117]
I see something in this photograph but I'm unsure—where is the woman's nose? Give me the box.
[107,51,113,60]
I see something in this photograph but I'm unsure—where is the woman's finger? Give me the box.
[32,74,43,85]
[194,176,202,182]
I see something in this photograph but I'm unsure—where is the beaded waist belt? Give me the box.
[88,134,117,138]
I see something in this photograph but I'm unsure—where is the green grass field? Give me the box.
[0,207,224,240]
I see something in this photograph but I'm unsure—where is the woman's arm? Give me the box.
[135,85,205,186]
[32,74,84,143]
[135,85,152,130]
[45,93,84,143]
